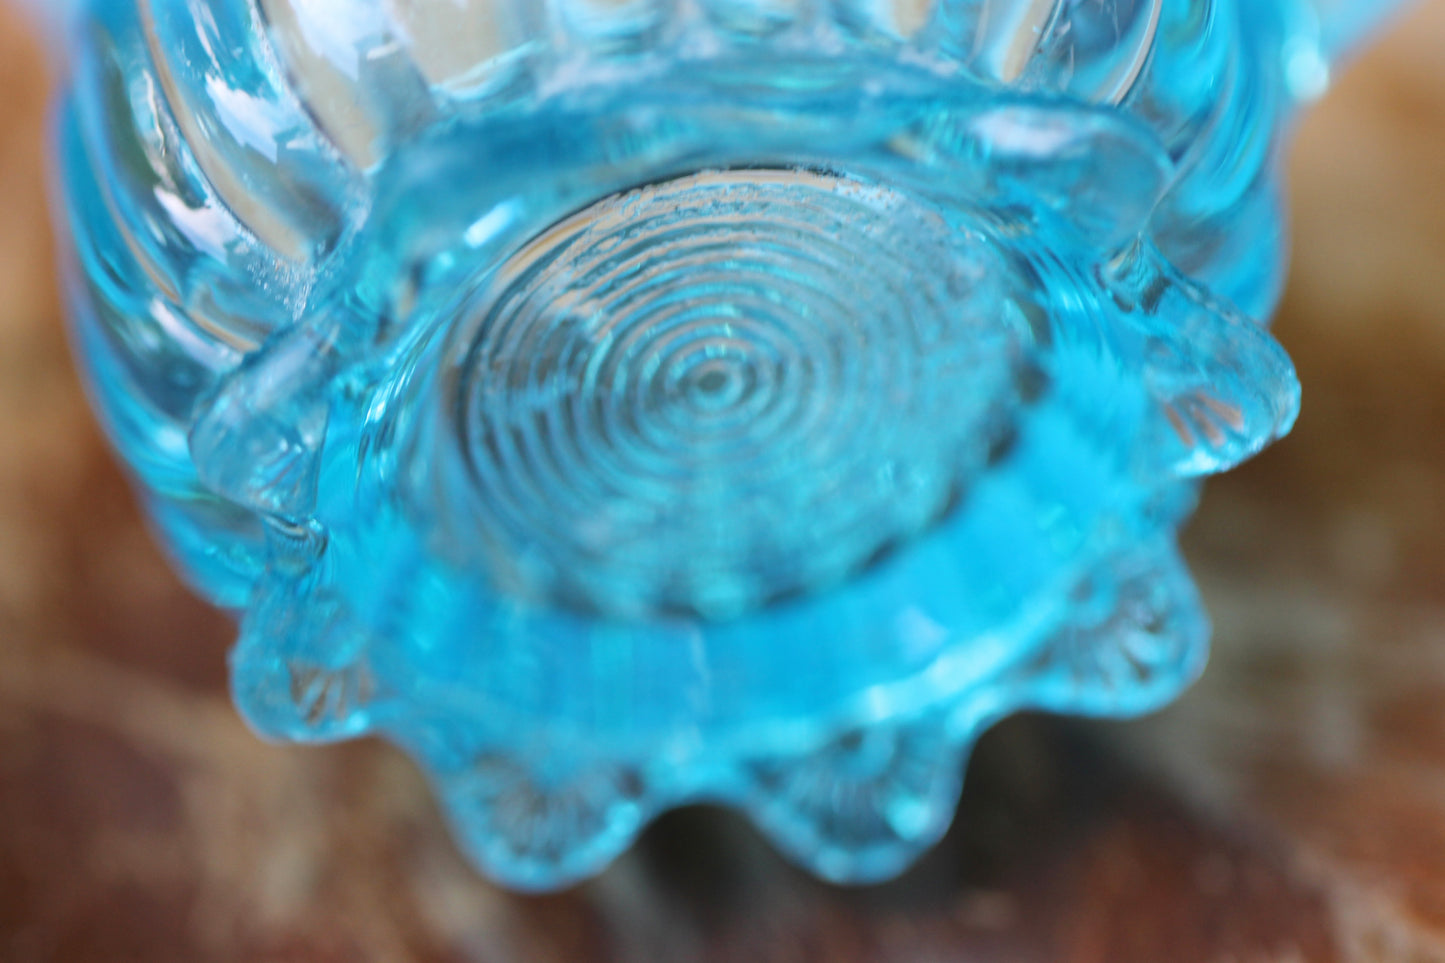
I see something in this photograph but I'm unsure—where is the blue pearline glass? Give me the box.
[54,0,1406,889]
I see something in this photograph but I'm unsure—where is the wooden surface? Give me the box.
[2,6,1444,960]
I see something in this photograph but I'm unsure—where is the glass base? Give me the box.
[57,0,1313,891]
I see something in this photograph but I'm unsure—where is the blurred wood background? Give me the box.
[1,4,1444,960]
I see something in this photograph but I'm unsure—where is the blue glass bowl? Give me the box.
[54,0,1403,889]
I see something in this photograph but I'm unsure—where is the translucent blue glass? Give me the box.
[54,0,1408,889]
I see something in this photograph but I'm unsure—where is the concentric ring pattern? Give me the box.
[444,170,1025,618]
